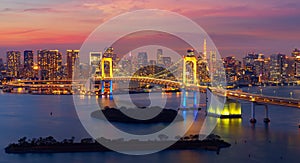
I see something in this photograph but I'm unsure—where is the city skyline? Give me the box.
[1,0,300,59]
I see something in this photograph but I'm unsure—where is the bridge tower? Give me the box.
[182,49,198,108]
[101,57,113,96]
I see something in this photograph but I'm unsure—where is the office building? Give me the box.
[66,50,80,79]
[23,50,34,78]
[6,51,21,78]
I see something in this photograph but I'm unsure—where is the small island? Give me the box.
[91,106,184,123]
[5,134,231,154]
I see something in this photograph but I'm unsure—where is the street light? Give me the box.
[290,91,293,98]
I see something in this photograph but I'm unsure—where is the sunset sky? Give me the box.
[1,0,300,60]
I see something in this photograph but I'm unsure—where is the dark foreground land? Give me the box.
[5,134,230,154]
[91,106,184,123]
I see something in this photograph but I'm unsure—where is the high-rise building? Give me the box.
[103,47,113,58]
[203,39,207,60]
[253,54,266,83]
[295,56,300,78]
[243,53,259,70]
[90,52,102,76]
[197,55,210,83]
[291,48,300,57]
[48,50,62,80]
[291,48,300,78]
[6,51,21,78]
[269,53,287,82]
[286,57,295,79]
[157,49,163,65]
[137,52,148,67]
[37,49,49,80]
[23,50,34,78]
[162,57,172,67]
[37,49,62,80]
[0,58,4,70]
[66,50,80,79]
[223,56,241,83]
[0,58,5,79]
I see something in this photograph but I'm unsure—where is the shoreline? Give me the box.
[5,135,231,154]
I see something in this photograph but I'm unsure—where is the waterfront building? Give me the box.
[295,56,300,78]
[37,50,62,80]
[103,47,113,58]
[0,58,5,79]
[197,55,210,83]
[23,50,34,79]
[285,57,296,80]
[291,49,300,79]
[137,52,148,67]
[6,51,21,78]
[162,57,172,67]
[90,52,102,76]
[157,49,163,65]
[66,50,80,79]
[291,48,300,58]
[37,49,49,80]
[223,56,241,83]
[49,50,62,80]
[269,53,287,82]
[253,54,266,83]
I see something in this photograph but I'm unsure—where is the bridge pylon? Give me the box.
[181,49,198,108]
[101,57,113,96]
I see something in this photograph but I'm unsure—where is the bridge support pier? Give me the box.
[101,80,113,96]
[182,89,187,108]
[193,91,198,108]
[250,102,257,123]
[263,105,270,123]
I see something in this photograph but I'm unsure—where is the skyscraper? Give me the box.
[48,50,62,80]
[90,52,102,76]
[0,58,4,79]
[157,49,163,65]
[291,48,300,57]
[223,56,241,83]
[162,57,172,67]
[269,53,287,82]
[294,56,300,78]
[103,47,113,58]
[67,50,80,79]
[253,54,266,83]
[37,49,49,80]
[6,51,21,78]
[203,39,207,60]
[137,52,148,67]
[24,50,34,78]
[37,49,62,80]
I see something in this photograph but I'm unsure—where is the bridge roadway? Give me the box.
[211,88,300,109]
[3,77,300,108]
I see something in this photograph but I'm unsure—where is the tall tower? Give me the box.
[138,52,148,67]
[6,51,21,78]
[48,50,62,80]
[66,50,80,79]
[203,39,207,61]
[90,52,102,76]
[24,50,34,78]
[157,49,163,65]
